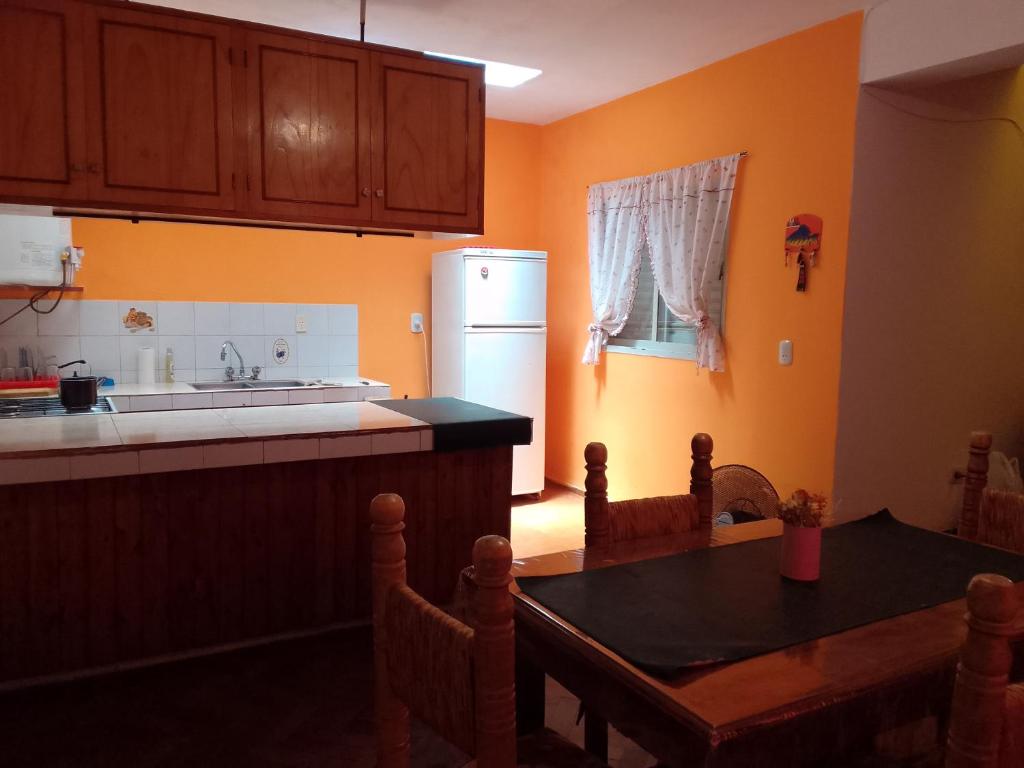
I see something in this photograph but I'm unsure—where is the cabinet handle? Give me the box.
[362,187,370,197]
[375,189,384,198]
[86,163,100,174]
[69,163,86,173]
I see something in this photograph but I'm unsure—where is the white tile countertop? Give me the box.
[0,401,432,484]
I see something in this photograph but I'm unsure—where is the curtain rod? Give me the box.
[586,151,749,188]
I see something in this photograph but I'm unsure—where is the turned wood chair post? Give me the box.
[960,432,992,541]
[690,433,714,529]
[946,573,1018,768]
[584,442,610,548]
[470,535,517,768]
[370,493,411,768]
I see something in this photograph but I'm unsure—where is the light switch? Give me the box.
[779,339,793,366]
[295,315,308,333]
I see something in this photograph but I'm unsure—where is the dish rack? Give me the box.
[0,376,60,392]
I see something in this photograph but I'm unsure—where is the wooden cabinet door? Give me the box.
[245,31,372,224]
[82,4,236,212]
[0,0,89,203]
[371,54,483,233]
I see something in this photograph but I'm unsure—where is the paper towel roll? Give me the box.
[138,346,156,385]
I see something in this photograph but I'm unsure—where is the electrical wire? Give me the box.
[421,325,431,397]
[0,259,69,329]
[862,88,1024,152]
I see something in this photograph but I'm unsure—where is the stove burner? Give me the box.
[0,396,115,418]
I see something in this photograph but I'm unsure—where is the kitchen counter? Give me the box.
[0,401,430,481]
[374,396,532,451]
[0,396,519,687]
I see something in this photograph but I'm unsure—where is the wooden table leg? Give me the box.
[584,711,609,761]
[516,643,545,736]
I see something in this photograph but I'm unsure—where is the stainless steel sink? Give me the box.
[190,381,252,391]
[189,379,310,391]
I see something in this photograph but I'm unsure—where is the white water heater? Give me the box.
[0,210,73,286]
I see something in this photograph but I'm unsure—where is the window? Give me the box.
[608,242,725,361]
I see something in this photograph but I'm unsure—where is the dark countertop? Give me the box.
[373,397,532,452]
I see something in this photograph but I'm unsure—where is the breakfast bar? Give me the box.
[0,397,530,688]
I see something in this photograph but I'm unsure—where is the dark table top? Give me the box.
[373,397,532,451]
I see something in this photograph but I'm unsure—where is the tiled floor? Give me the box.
[510,481,587,558]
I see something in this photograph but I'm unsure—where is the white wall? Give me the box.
[862,0,1024,85]
[833,67,1024,529]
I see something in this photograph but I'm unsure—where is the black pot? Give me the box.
[58,360,98,410]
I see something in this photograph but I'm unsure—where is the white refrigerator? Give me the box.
[432,248,546,496]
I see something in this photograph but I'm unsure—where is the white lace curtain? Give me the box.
[582,153,741,372]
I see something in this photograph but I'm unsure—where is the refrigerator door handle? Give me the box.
[467,322,546,328]
[466,326,546,333]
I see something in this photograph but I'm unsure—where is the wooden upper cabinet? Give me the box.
[81,3,236,212]
[0,1,486,232]
[372,53,484,233]
[244,31,372,223]
[0,0,89,202]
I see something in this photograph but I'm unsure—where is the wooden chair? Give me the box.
[583,432,713,548]
[945,573,1024,767]
[578,433,712,761]
[371,493,609,768]
[959,432,1024,553]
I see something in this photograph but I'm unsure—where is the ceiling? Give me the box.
[150,0,872,124]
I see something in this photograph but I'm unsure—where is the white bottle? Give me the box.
[165,347,175,383]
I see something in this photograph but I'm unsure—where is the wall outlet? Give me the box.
[410,312,423,333]
[295,314,308,333]
[778,339,793,366]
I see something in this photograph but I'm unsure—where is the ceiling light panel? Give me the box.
[424,51,542,88]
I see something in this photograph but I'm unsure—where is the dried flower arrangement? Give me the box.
[778,489,828,528]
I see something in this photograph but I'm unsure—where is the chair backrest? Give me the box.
[960,432,993,541]
[959,432,1024,554]
[711,464,780,522]
[946,573,1019,768]
[978,490,1024,555]
[371,493,516,768]
[583,433,713,548]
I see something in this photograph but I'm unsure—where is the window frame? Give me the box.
[607,248,727,362]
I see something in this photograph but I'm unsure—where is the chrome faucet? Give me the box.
[220,340,246,381]
[220,341,261,381]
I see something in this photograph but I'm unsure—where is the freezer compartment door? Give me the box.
[464,256,546,327]
[464,328,546,496]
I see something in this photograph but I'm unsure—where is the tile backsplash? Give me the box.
[0,300,358,384]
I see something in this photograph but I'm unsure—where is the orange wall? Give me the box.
[70,119,543,398]
[540,14,862,499]
[70,15,863,501]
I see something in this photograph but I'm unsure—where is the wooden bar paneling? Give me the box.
[0,446,512,685]
[113,476,144,662]
[140,474,170,656]
[56,481,89,672]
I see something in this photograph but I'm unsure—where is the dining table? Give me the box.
[510,517,1024,768]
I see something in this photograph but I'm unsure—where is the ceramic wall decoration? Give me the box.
[784,214,822,292]
[271,338,291,366]
[122,307,155,332]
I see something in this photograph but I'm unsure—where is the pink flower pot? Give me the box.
[780,523,821,581]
